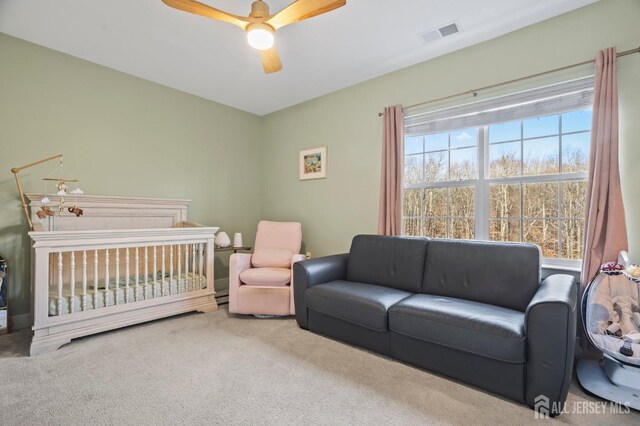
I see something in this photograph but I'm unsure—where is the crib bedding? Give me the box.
[48,272,206,316]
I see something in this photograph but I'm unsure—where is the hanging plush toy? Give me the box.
[36,206,55,219]
[0,257,6,309]
[68,206,83,217]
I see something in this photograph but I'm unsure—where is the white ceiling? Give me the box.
[0,0,597,116]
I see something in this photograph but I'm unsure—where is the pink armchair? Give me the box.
[229,221,304,316]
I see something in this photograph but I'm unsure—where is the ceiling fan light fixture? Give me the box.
[162,0,348,73]
[246,23,274,50]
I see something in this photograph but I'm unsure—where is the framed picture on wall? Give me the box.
[299,146,327,180]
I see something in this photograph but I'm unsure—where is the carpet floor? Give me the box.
[0,308,638,426]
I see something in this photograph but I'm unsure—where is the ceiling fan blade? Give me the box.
[266,0,346,30]
[260,48,283,74]
[162,0,250,30]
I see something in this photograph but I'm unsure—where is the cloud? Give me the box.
[455,131,472,140]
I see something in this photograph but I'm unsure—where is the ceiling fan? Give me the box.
[161,0,347,74]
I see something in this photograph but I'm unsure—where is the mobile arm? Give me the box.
[11,154,63,231]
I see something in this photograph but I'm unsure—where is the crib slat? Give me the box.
[177,244,182,292]
[169,245,174,295]
[125,248,130,304]
[57,252,63,316]
[115,249,120,305]
[70,252,76,314]
[82,251,88,311]
[184,245,187,292]
[153,246,157,294]
[105,249,110,293]
[135,247,140,302]
[185,245,188,292]
[161,245,166,297]
[185,244,190,291]
[187,245,191,291]
[144,246,149,300]
[94,249,99,309]
[192,244,197,291]
[199,243,204,288]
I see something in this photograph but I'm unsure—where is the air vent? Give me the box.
[438,22,460,37]
[419,21,461,44]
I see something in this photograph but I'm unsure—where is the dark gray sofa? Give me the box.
[293,235,577,416]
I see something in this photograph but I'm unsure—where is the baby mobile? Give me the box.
[11,154,84,231]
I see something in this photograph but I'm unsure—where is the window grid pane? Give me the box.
[402,107,591,262]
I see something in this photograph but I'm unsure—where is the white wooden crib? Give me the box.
[26,194,218,356]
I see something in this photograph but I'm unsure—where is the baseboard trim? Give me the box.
[214,277,228,305]
[216,289,229,305]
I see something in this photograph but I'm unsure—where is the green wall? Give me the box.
[261,0,640,260]
[0,34,263,321]
[2,0,639,326]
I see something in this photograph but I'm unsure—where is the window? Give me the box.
[402,78,593,266]
[404,129,478,241]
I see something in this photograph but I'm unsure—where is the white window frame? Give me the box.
[402,78,593,269]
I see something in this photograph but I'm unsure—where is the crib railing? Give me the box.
[30,225,217,326]
[49,242,208,316]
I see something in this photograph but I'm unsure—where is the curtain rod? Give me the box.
[378,46,640,117]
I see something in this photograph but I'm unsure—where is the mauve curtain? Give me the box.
[581,47,628,291]
[377,105,404,235]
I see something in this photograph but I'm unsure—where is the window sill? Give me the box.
[541,263,581,274]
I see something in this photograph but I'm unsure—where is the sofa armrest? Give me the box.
[289,254,306,315]
[525,274,577,416]
[291,254,306,268]
[293,253,349,329]
[228,253,252,314]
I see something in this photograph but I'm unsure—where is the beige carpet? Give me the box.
[0,309,637,426]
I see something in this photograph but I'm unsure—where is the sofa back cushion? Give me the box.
[346,235,428,293]
[422,239,541,312]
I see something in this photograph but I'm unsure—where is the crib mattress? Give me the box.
[48,273,206,316]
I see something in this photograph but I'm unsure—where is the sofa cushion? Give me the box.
[305,281,411,332]
[346,235,428,293]
[240,267,291,286]
[251,248,293,268]
[423,239,541,312]
[389,294,526,363]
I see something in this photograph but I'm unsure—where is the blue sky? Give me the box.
[406,109,592,179]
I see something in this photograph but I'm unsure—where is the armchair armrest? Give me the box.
[525,274,577,416]
[292,253,349,329]
[228,253,252,314]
